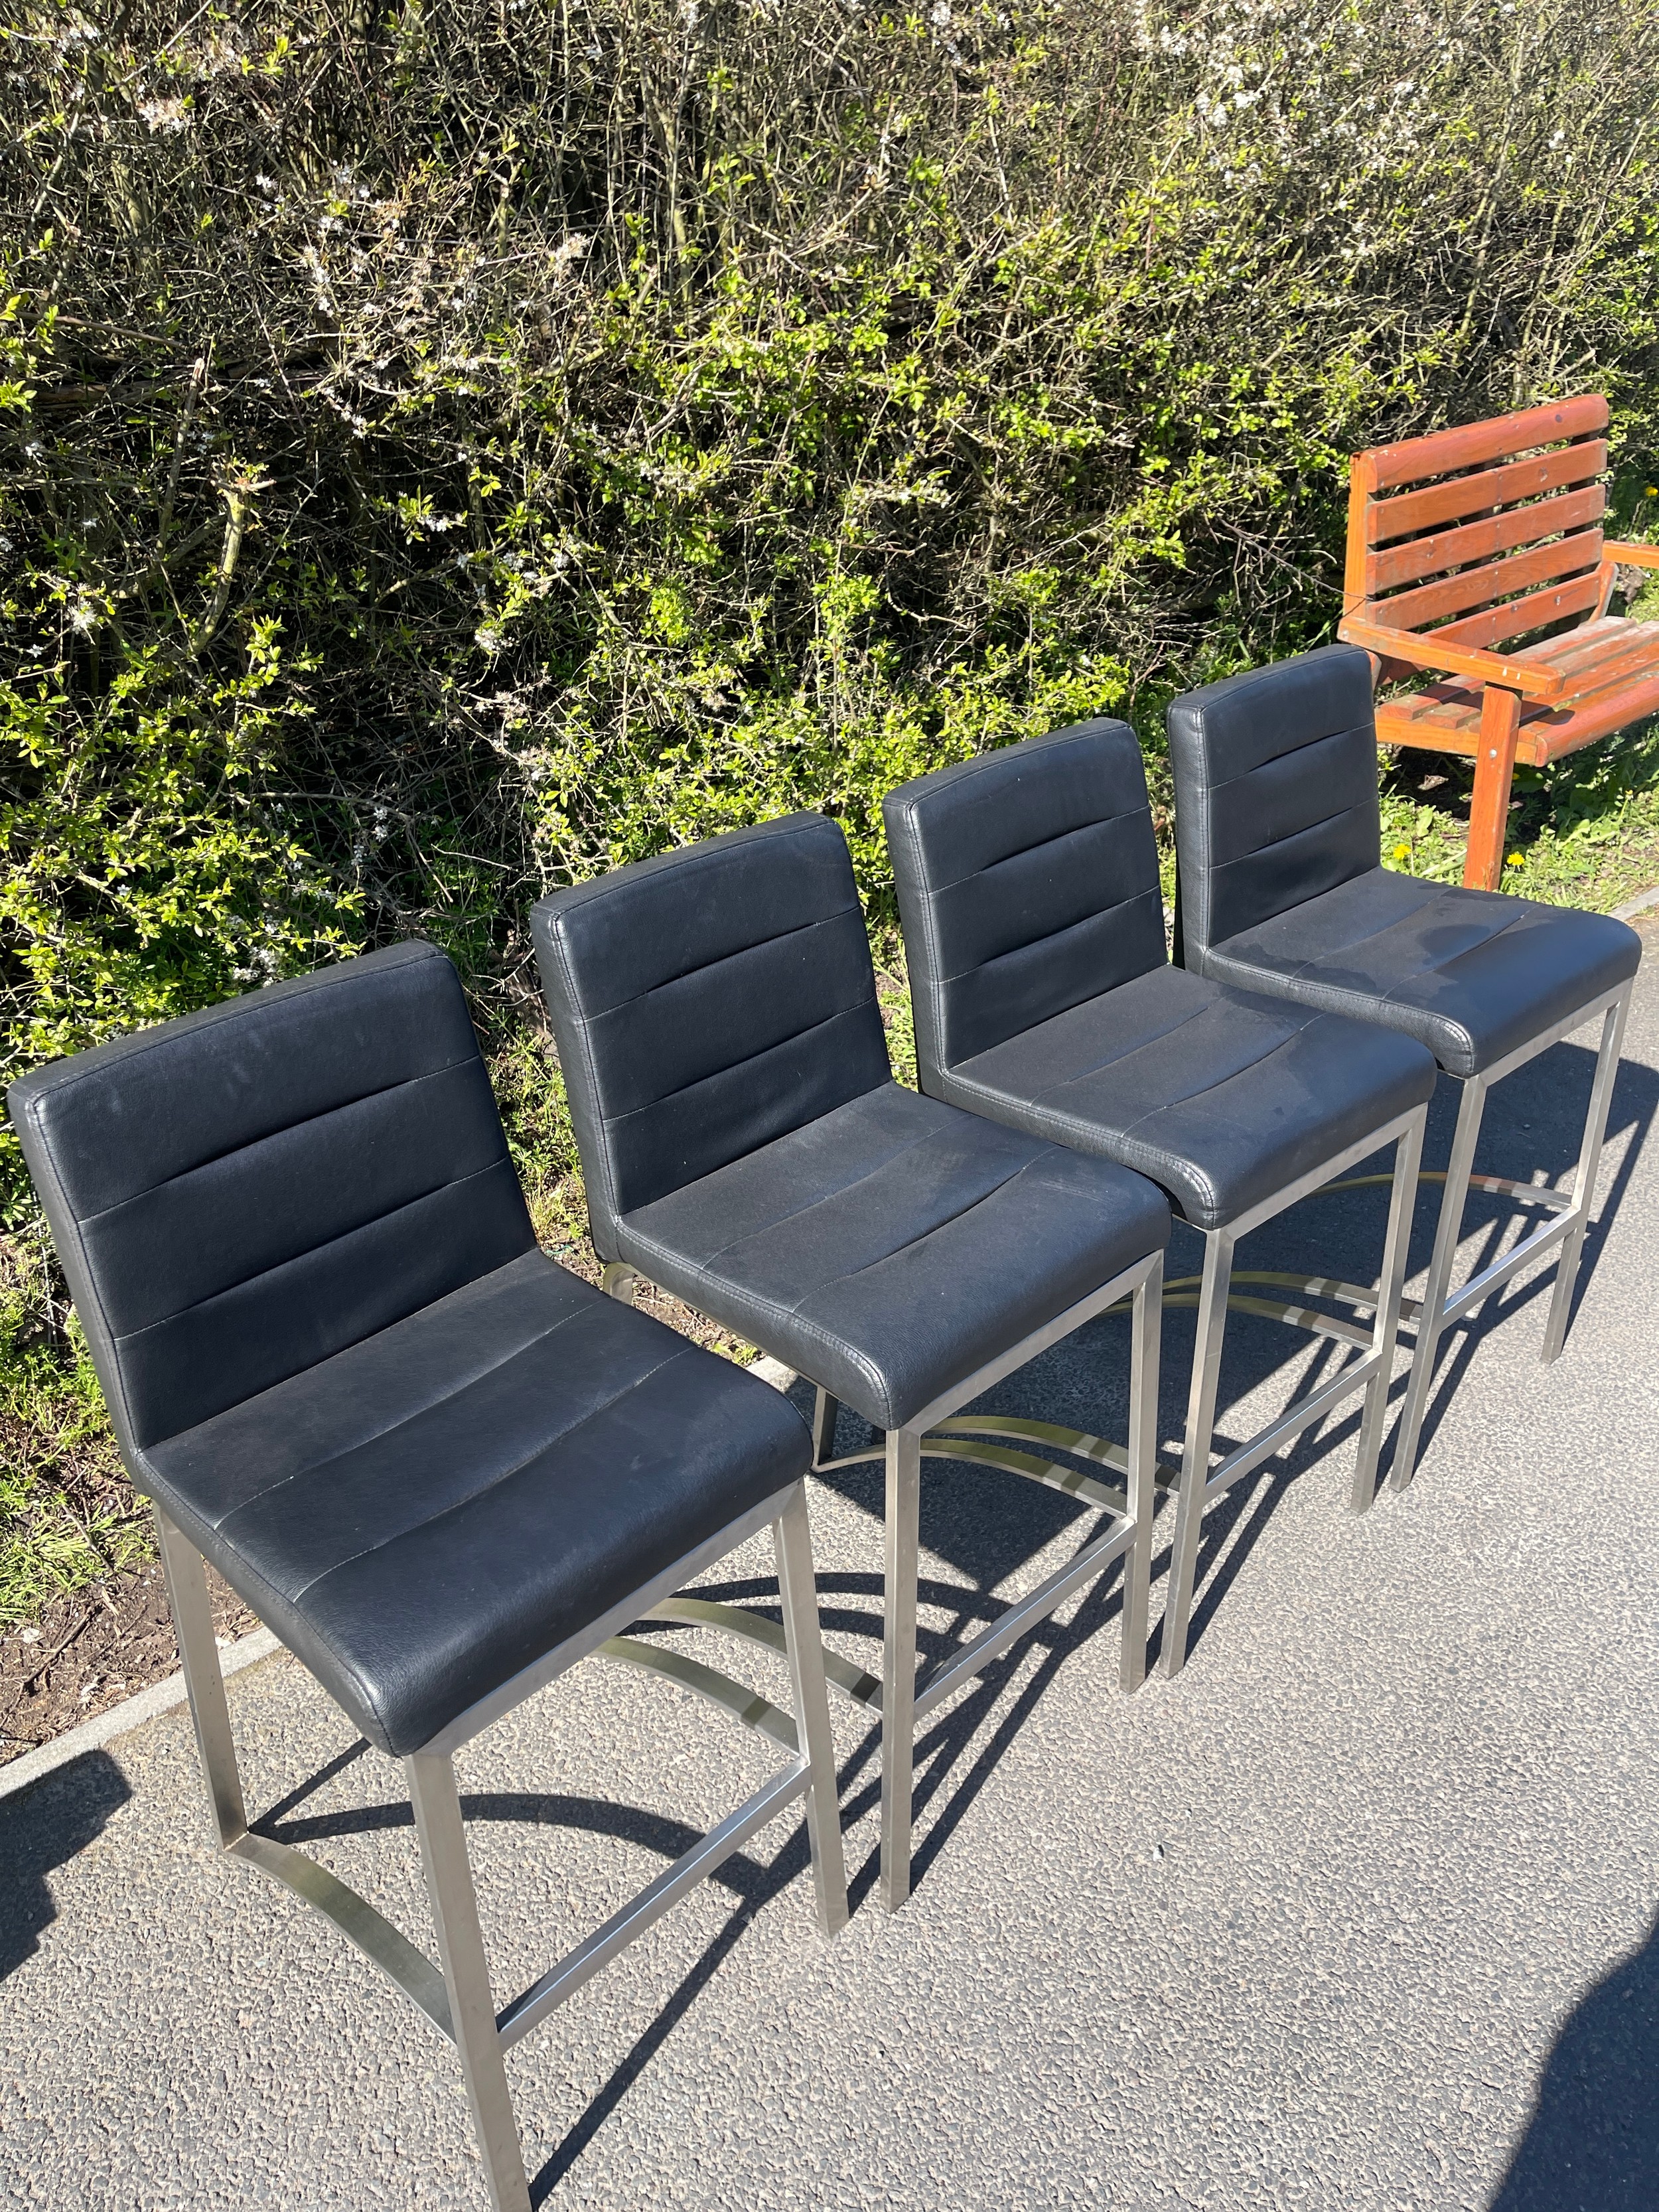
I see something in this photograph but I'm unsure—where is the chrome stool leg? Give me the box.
[1118,1256,1163,1694]
[1389,1075,1488,1493]
[774,1485,851,1936]
[408,1755,532,2212]
[1160,1228,1234,1680]
[879,1428,922,1912]
[1542,986,1631,1364]
[1350,1112,1426,1512]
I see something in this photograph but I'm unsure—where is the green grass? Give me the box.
[3,709,1656,1636]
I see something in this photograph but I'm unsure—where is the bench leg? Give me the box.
[1464,684,1522,893]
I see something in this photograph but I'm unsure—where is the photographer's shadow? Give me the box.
[0,1750,132,1982]
[1489,1907,1659,2210]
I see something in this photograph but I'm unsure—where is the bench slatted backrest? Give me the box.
[1345,395,1609,658]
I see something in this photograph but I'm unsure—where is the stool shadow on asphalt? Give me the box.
[0,1750,131,1981]
[1488,1905,1659,2211]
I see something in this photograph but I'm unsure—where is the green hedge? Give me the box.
[4,0,1659,1151]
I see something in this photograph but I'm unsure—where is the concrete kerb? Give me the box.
[0,1625,282,1806]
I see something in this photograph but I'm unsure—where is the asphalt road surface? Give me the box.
[4,927,1656,2210]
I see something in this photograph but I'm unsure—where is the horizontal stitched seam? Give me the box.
[628,1108,954,1275]
[78,1057,478,1228]
[289,1338,697,1605]
[557,856,860,1019]
[939,887,1159,992]
[600,997,879,1128]
[153,1276,596,1520]
[615,1230,891,1408]
[926,801,1147,901]
[109,1155,515,1347]
[1204,722,1370,805]
[964,992,1213,1096]
[10,948,442,1110]
[1207,803,1364,873]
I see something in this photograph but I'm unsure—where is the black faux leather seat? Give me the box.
[144,1247,810,1757]
[532,814,1171,1905]
[1167,648,1640,1083]
[884,721,1435,1674]
[9,939,849,2212]
[1168,643,1641,1487]
[532,815,1169,1432]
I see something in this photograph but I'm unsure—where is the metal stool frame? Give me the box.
[1208,980,1634,1496]
[1388,977,1632,1489]
[1155,1100,1427,1678]
[605,1248,1166,1913]
[155,1480,847,2212]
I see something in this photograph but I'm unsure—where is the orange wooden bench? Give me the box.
[1338,395,1659,891]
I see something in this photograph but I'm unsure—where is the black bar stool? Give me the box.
[1167,644,1640,1488]
[883,721,1437,1676]
[9,940,849,2212]
[531,813,1171,1908]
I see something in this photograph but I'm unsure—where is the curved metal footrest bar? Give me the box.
[595,1635,800,1752]
[230,1828,456,2042]
[1321,1168,1573,1209]
[642,1597,883,1710]
[493,1759,810,2050]
[927,1414,1181,1495]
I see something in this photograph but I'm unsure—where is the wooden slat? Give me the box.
[1523,619,1659,698]
[1430,567,1603,653]
[1365,485,1605,597]
[1366,440,1607,544]
[1378,529,1603,634]
[1360,395,1607,492]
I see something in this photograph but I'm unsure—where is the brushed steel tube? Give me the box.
[1161,1229,1234,1680]
[1390,1074,1488,1492]
[1350,1106,1427,1512]
[407,1753,532,2212]
[879,1428,922,1912]
[1542,984,1630,1363]
[154,1507,248,1848]
[774,1483,850,1937]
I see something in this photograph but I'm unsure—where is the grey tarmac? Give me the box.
[3,927,1657,2211]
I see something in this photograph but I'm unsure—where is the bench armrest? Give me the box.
[1603,540,1659,571]
[1338,614,1567,701]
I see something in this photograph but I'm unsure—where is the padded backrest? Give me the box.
[883,719,1167,1080]
[530,814,892,1254]
[7,941,535,1453]
[1167,644,1381,958]
[1346,394,1609,655]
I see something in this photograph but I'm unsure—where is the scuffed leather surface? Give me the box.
[1166,644,1382,956]
[940,967,1435,1232]
[534,816,1170,1431]
[9,944,810,1757]
[9,941,537,1449]
[142,1250,808,1755]
[883,719,1166,1085]
[1167,648,1641,1078]
[621,1083,1169,1429]
[532,815,893,1260]
[885,721,1435,1231]
[1196,871,1640,1081]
